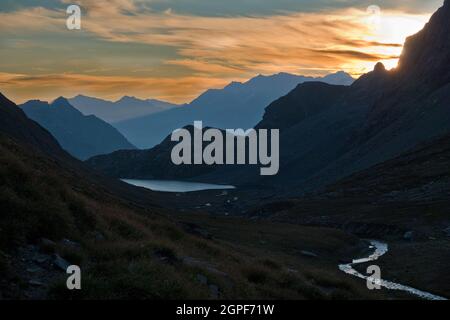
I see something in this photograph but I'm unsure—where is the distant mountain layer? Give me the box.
[68,95,180,123]
[115,72,354,148]
[0,93,67,159]
[21,98,136,160]
[87,1,450,194]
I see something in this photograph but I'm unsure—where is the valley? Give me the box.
[1,0,450,302]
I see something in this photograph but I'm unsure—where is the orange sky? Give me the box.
[0,0,438,103]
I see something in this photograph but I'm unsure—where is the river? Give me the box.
[339,240,448,300]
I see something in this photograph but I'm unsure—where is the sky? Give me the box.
[0,0,444,104]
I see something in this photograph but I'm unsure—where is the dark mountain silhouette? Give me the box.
[325,133,450,202]
[20,97,136,160]
[115,72,354,148]
[68,95,180,123]
[209,1,450,190]
[1,92,371,300]
[87,1,450,194]
[86,125,232,181]
[0,93,72,161]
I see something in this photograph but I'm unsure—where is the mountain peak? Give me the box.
[373,62,386,73]
[396,0,450,88]
[52,96,69,104]
[51,96,79,110]
[117,95,141,103]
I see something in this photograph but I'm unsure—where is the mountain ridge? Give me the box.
[115,71,354,148]
[20,97,136,160]
[69,94,181,124]
[87,1,450,195]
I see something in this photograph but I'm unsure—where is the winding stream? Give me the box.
[339,240,448,300]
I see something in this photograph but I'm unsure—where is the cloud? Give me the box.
[0,72,237,104]
[0,0,433,102]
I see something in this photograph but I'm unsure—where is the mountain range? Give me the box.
[0,91,377,300]
[20,98,135,160]
[68,95,180,123]
[87,0,450,196]
[1,0,450,300]
[114,71,354,148]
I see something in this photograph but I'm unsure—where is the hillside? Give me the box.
[0,92,378,300]
[252,133,450,297]
[21,98,135,160]
[115,72,354,148]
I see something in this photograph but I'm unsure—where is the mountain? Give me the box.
[115,72,354,148]
[0,93,68,159]
[68,95,181,123]
[87,1,450,194]
[227,0,450,191]
[86,125,224,180]
[325,133,450,202]
[252,130,450,298]
[20,98,136,160]
[1,92,373,300]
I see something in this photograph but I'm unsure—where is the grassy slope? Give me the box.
[0,134,383,300]
[250,135,450,297]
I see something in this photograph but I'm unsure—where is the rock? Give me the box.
[209,284,220,299]
[61,239,81,248]
[286,268,298,274]
[196,274,208,285]
[181,223,212,240]
[403,231,414,241]
[301,250,318,258]
[183,257,206,268]
[93,231,105,241]
[183,257,228,277]
[33,255,49,264]
[29,280,45,287]
[27,266,42,273]
[196,229,212,240]
[40,238,56,247]
[53,254,70,271]
[444,227,450,237]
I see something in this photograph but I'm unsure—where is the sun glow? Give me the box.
[351,9,431,75]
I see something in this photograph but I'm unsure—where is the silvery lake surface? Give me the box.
[122,179,236,193]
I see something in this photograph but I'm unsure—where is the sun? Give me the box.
[349,9,431,75]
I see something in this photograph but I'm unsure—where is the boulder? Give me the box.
[301,250,318,258]
[53,254,71,271]
[403,231,414,241]
[196,274,208,285]
[209,284,220,299]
